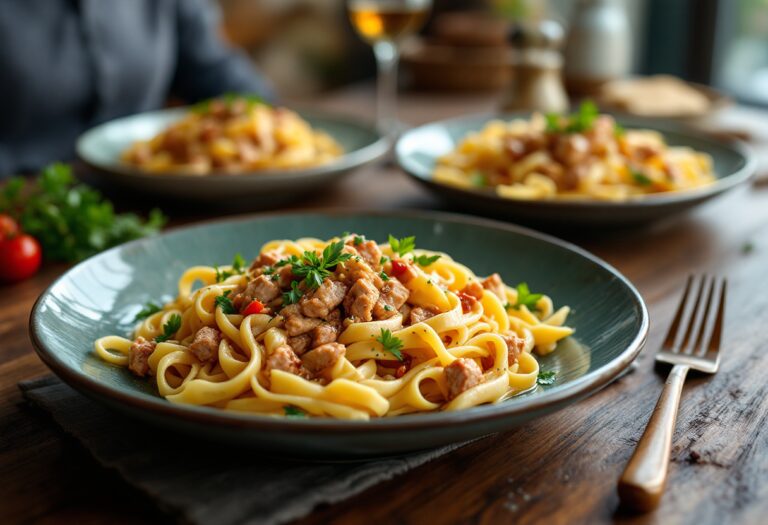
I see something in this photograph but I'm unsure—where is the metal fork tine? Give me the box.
[693,277,718,355]
[704,279,727,360]
[662,275,693,351]
[678,275,708,354]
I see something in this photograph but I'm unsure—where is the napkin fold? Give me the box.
[20,376,470,525]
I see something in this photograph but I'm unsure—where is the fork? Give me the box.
[618,275,727,512]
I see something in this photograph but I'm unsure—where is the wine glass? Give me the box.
[348,0,432,142]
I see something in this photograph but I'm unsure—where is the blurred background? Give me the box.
[218,0,768,106]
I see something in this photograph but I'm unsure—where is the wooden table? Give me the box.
[3,86,768,525]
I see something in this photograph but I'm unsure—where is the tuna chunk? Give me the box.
[336,249,383,287]
[312,323,339,347]
[444,358,484,400]
[301,343,346,375]
[344,278,380,322]
[266,344,306,377]
[503,333,526,365]
[352,240,383,269]
[287,333,312,356]
[300,279,348,319]
[409,306,438,325]
[282,304,322,336]
[246,275,281,303]
[462,280,484,300]
[128,337,156,377]
[482,273,506,301]
[189,326,222,362]
[249,250,282,270]
[373,279,410,319]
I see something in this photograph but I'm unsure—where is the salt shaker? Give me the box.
[500,19,568,114]
[564,0,632,95]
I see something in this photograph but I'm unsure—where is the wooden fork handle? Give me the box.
[618,364,689,512]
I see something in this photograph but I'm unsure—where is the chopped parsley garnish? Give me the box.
[155,314,181,342]
[284,405,307,418]
[291,240,353,289]
[545,100,599,134]
[216,253,247,282]
[275,255,299,268]
[537,370,557,386]
[353,235,365,245]
[503,302,512,310]
[262,266,275,275]
[380,255,389,265]
[514,282,543,310]
[376,328,404,361]
[379,271,390,282]
[215,291,236,314]
[283,281,303,305]
[134,302,162,322]
[631,170,653,186]
[388,234,416,257]
[412,254,441,267]
[384,305,394,312]
[470,171,487,187]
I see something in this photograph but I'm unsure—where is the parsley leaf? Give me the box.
[353,235,365,246]
[134,302,162,322]
[215,253,247,282]
[631,170,653,186]
[379,271,390,282]
[470,171,487,187]
[274,255,299,268]
[284,405,307,417]
[283,281,303,305]
[388,234,416,257]
[412,254,441,267]
[514,282,543,310]
[155,314,181,342]
[376,328,404,361]
[0,163,165,262]
[544,100,599,135]
[380,255,389,265]
[215,291,236,314]
[291,240,353,289]
[537,370,557,386]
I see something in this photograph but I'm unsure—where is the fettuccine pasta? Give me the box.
[95,234,573,419]
[433,102,715,201]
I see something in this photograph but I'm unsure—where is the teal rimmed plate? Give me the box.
[396,114,755,226]
[76,108,387,204]
[29,210,647,458]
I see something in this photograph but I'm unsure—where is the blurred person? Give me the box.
[0,0,273,177]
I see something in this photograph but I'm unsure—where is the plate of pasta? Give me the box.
[77,95,388,204]
[397,103,754,225]
[30,211,647,457]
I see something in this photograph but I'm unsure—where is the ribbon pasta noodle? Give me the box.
[95,234,573,419]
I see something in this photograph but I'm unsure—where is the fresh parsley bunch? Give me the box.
[0,163,166,262]
[545,100,599,134]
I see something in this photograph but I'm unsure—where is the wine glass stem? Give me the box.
[373,40,399,141]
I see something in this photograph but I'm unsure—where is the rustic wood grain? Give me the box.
[2,86,768,525]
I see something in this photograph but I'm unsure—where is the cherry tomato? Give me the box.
[242,300,264,315]
[0,214,19,240]
[390,260,407,277]
[0,233,42,282]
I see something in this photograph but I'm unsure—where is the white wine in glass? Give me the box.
[348,0,432,142]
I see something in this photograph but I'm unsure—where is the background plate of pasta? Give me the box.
[397,105,754,226]
[76,95,387,204]
[30,211,647,457]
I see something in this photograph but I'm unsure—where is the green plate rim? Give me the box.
[29,208,649,432]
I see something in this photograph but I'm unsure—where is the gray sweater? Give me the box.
[0,0,273,176]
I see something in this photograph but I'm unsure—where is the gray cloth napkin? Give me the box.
[20,376,470,525]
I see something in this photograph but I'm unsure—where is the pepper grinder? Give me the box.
[500,19,568,114]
